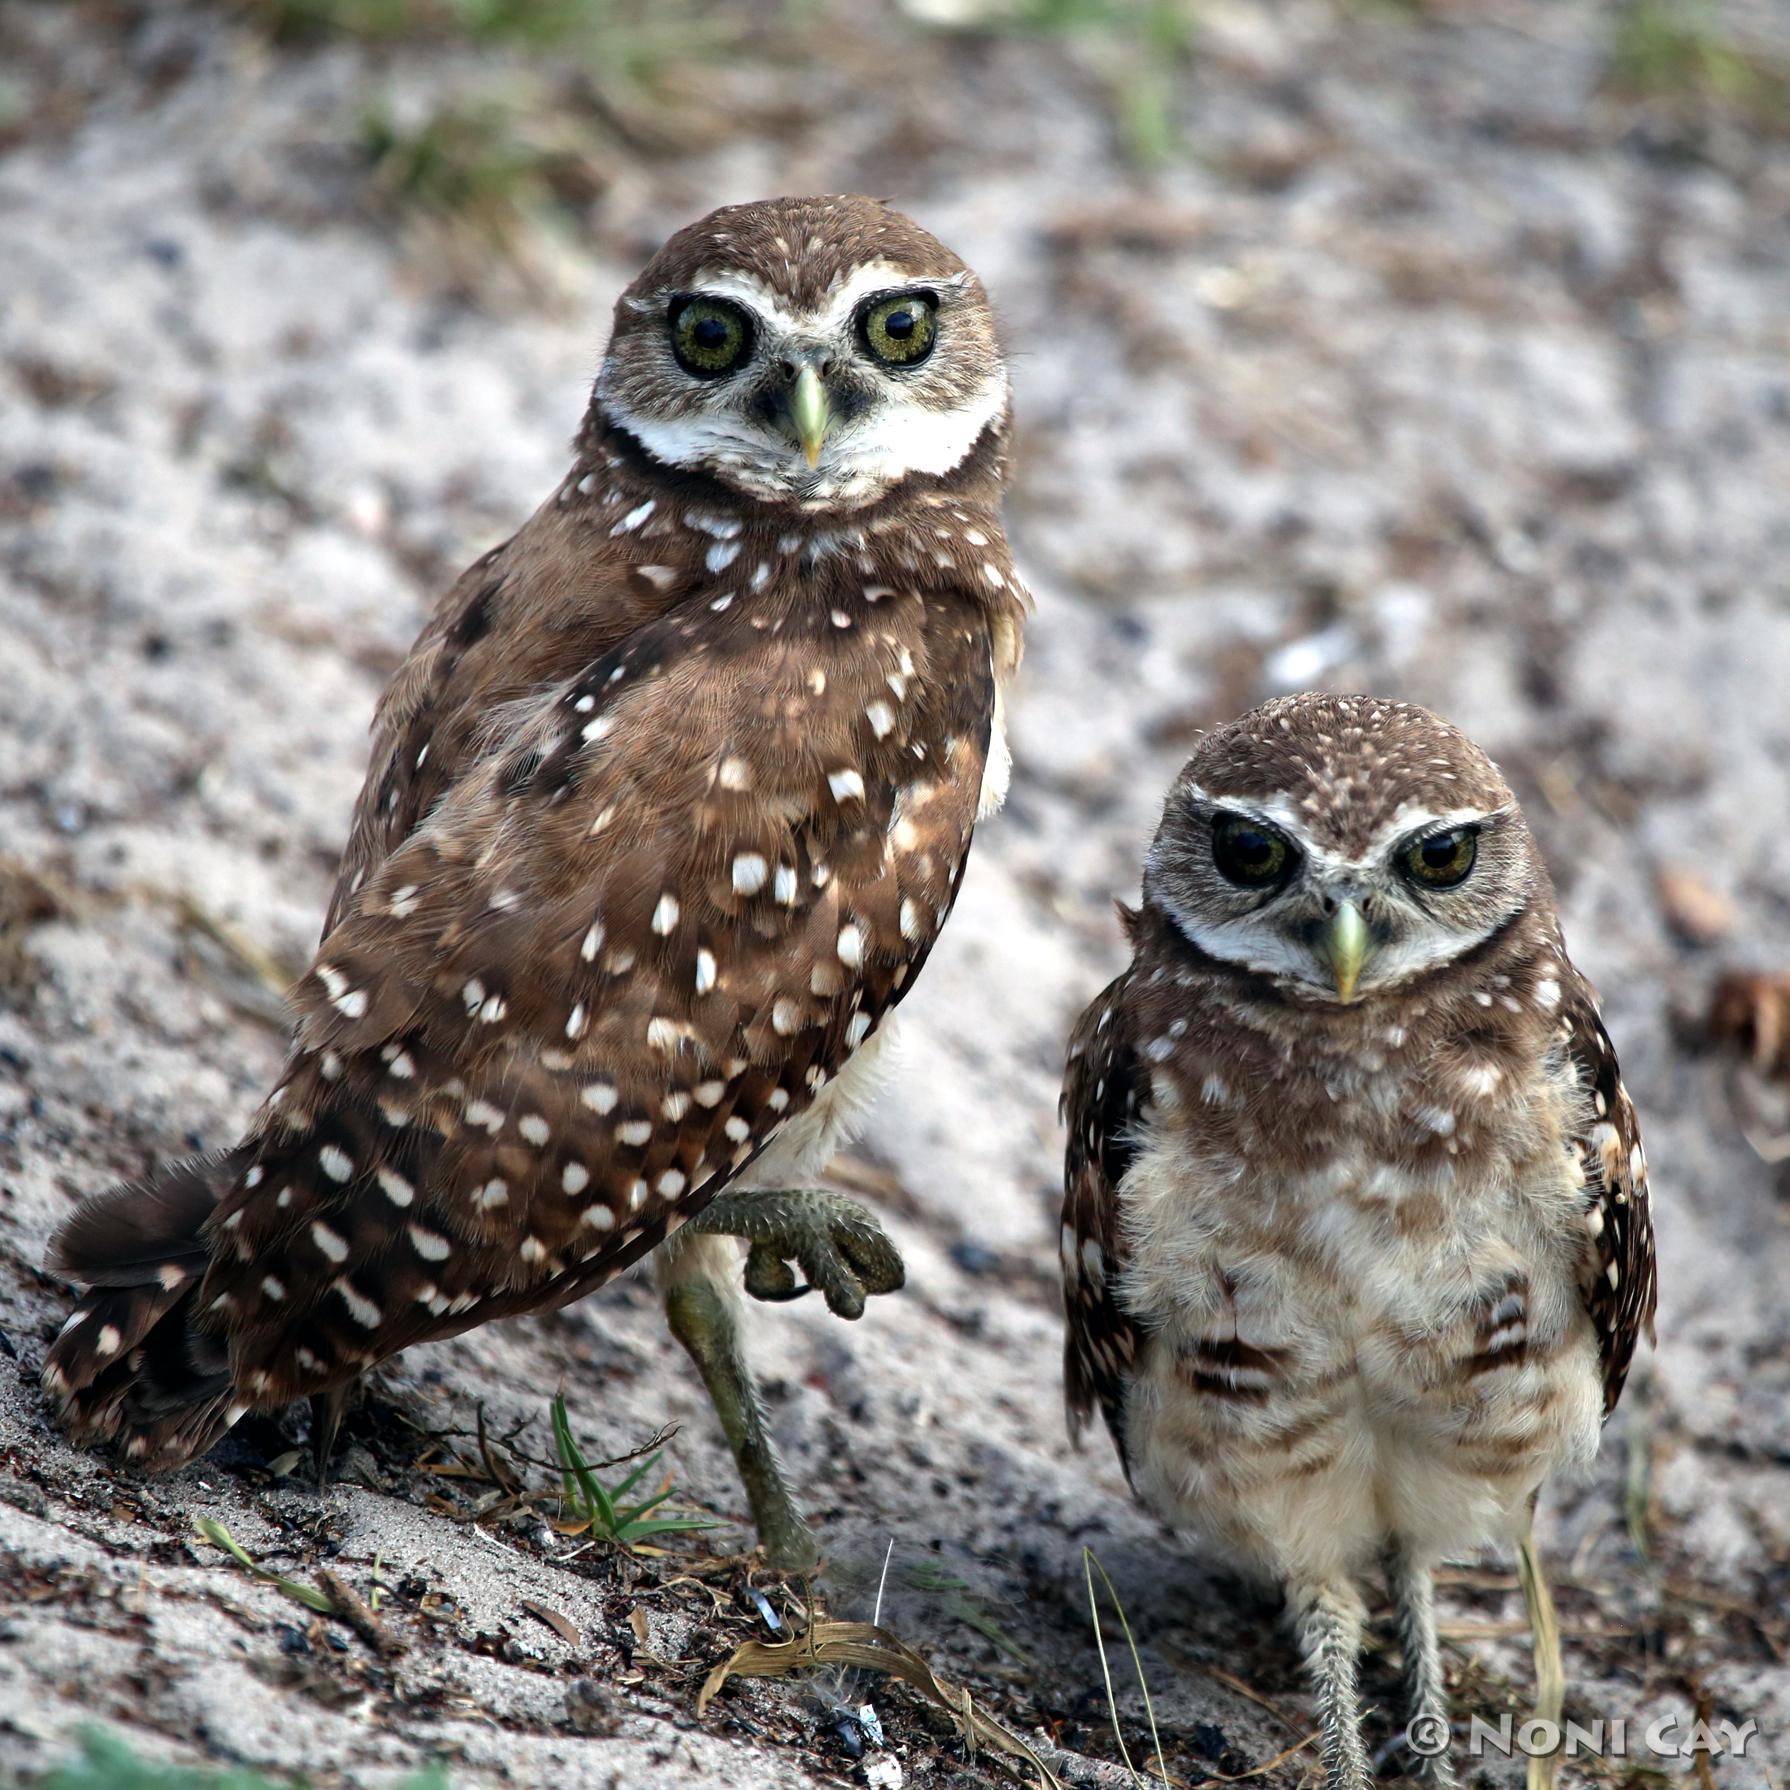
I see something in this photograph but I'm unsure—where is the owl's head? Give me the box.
[1144,694,1545,1007]
[594,195,1008,511]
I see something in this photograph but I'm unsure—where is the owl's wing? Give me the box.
[1559,972,1658,1416]
[324,502,676,936]
[53,576,998,1458]
[1060,965,1149,1477]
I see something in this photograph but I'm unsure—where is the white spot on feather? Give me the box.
[335,1278,382,1327]
[377,1167,414,1208]
[732,853,768,895]
[409,1225,451,1261]
[311,1223,350,1264]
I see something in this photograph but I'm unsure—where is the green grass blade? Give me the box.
[620,1514,723,1539]
[609,1450,661,1501]
[193,1519,338,1615]
[614,1483,678,1524]
[45,1725,454,1789]
[551,1392,618,1532]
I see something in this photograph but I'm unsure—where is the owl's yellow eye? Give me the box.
[1400,827,1478,889]
[858,291,938,367]
[670,296,754,378]
[1212,813,1297,888]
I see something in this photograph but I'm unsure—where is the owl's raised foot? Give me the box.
[691,1187,906,1320]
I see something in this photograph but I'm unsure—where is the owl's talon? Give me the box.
[742,1243,808,1303]
[694,1187,906,1321]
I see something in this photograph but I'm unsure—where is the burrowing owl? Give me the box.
[1061,694,1655,1787]
[45,195,1027,1570]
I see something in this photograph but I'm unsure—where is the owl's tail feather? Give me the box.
[42,1149,249,1467]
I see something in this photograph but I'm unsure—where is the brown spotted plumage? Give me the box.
[45,198,1027,1554]
[1060,694,1655,1790]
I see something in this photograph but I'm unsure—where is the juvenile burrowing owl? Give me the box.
[46,195,1027,1569]
[1061,694,1655,1788]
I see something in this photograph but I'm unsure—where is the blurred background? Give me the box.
[3,1,1790,1786]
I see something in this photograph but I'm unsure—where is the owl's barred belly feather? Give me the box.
[1119,1075,1605,1583]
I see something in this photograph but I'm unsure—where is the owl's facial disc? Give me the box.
[1147,789,1533,1005]
[598,261,1008,509]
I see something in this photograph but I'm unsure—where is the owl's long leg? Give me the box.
[659,1194,902,1570]
[1390,1551,1458,1787]
[659,1229,819,1572]
[310,1387,351,1487]
[1290,1579,1373,1790]
[689,1186,906,1317]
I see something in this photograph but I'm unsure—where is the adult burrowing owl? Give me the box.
[1061,694,1655,1788]
[46,195,1027,1570]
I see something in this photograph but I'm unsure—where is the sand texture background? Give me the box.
[2,2,1790,1784]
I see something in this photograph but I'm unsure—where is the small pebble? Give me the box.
[565,1678,624,1737]
[949,1240,999,1276]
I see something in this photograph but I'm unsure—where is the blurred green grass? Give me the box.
[36,1731,449,1790]
[1608,0,1790,126]
[208,0,1790,296]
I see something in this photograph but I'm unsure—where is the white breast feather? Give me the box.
[1118,1056,1605,1586]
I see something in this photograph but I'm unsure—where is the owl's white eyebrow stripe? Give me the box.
[1369,804,1511,857]
[647,263,971,342]
[1179,782,1507,873]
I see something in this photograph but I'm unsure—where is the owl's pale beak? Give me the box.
[790,364,829,469]
[1323,901,1370,1003]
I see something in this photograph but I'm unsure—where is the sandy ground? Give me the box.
[3,1,1790,1785]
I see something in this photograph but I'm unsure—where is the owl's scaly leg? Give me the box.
[662,1195,902,1575]
[310,1385,351,1487]
[660,1232,816,1571]
[659,1195,902,1570]
[659,1191,902,1569]
[690,1186,906,1317]
[1390,1552,1458,1787]
[1291,1579,1373,1790]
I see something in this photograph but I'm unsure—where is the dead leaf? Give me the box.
[698,1618,1063,1788]
[1709,971,1790,1078]
[0,855,73,1001]
[1656,866,1733,946]
[317,1566,405,1657]
[522,1600,581,1647]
